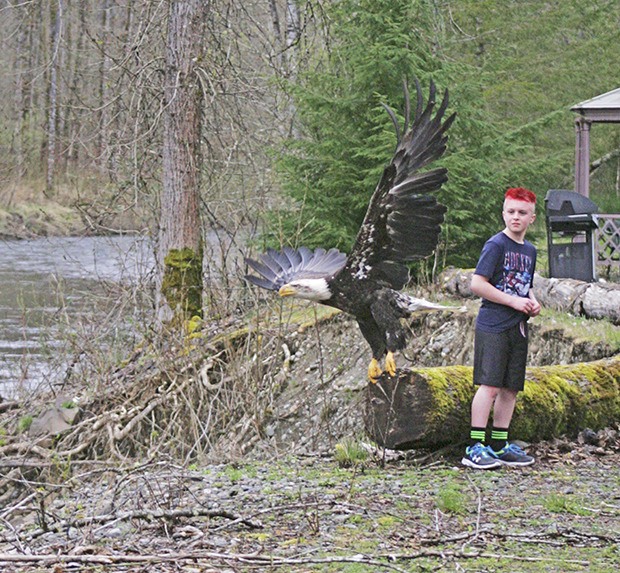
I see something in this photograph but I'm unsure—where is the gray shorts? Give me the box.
[473,321,528,391]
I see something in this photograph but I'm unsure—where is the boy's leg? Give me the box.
[492,388,518,428]
[462,384,503,469]
[490,390,535,465]
[488,389,517,451]
[471,384,500,428]
[462,329,507,469]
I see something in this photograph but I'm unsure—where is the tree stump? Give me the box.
[365,355,620,450]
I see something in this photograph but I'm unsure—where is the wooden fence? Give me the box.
[597,214,620,270]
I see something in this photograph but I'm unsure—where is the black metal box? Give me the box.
[545,189,598,282]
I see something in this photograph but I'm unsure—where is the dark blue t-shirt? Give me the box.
[474,231,537,333]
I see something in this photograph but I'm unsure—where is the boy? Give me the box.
[462,187,541,470]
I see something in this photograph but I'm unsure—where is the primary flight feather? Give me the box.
[245,80,456,381]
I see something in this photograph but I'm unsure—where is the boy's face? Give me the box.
[502,198,536,236]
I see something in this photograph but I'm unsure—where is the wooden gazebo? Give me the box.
[571,87,620,270]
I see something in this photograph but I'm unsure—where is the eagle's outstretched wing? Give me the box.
[244,246,347,291]
[333,80,455,291]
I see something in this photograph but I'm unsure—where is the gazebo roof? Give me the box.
[571,87,620,122]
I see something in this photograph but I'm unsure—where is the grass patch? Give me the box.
[538,307,620,351]
[17,415,33,433]
[542,493,594,516]
[435,484,468,515]
[334,438,368,468]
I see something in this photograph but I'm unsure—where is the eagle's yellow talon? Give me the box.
[368,358,383,383]
[385,351,397,377]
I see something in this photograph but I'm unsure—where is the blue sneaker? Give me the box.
[461,443,502,470]
[494,442,535,467]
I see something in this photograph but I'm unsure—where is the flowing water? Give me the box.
[0,235,154,399]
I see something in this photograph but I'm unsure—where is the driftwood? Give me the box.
[440,268,620,325]
[365,355,620,450]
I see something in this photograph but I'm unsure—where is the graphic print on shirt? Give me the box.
[496,250,533,297]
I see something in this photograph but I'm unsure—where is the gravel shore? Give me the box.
[2,430,619,572]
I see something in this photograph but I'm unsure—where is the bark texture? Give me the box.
[365,355,620,450]
[157,0,208,322]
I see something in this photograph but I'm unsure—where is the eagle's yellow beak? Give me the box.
[278,285,296,297]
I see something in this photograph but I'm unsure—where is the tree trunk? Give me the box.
[365,355,620,450]
[157,0,208,324]
[45,0,62,195]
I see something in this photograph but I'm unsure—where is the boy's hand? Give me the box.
[512,297,540,317]
[511,297,539,316]
[526,299,541,317]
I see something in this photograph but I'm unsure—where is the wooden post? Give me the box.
[574,116,591,197]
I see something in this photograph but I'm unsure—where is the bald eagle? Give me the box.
[245,80,455,382]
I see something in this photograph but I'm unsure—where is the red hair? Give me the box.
[505,187,536,203]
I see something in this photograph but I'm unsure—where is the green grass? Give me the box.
[538,307,620,351]
[334,438,369,468]
[17,415,33,433]
[542,493,594,516]
[435,484,468,515]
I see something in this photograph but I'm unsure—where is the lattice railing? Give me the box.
[596,214,620,266]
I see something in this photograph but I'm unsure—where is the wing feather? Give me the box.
[246,78,454,301]
[332,80,454,291]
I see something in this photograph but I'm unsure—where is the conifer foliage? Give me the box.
[271,0,620,269]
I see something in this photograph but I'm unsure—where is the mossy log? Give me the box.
[365,355,620,450]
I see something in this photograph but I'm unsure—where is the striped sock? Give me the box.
[490,428,509,452]
[469,427,486,447]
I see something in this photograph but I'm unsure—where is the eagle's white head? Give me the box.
[278,278,332,302]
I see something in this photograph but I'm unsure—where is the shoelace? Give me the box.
[469,443,493,457]
[503,443,526,455]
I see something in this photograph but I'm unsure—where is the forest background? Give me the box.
[1,0,619,324]
[1,4,620,570]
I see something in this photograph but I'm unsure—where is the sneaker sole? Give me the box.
[461,457,502,470]
[499,459,535,467]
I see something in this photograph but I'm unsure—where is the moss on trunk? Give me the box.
[161,247,203,321]
[366,355,620,450]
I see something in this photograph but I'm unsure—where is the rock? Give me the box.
[582,283,620,323]
[28,405,79,437]
[578,428,599,446]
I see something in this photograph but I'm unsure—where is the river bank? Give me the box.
[0,192,147,240]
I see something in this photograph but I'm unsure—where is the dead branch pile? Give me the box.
[0,317,295,506]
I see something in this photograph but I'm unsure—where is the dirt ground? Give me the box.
[1,428,618,573]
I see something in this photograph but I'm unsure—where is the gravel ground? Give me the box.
[1,429,619,573]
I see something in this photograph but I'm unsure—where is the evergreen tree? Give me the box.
[270,0,522,268]
[270,0,619,269]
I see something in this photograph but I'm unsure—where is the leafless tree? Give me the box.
[156,0,208,323]
[45,0,62,194]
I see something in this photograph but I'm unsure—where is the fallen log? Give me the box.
[440,268,620,325]
[365,355,620,450]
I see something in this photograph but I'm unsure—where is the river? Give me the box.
[0,235,154,399]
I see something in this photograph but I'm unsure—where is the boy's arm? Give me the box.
[471,274,538,316]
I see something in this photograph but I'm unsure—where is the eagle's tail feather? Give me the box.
[397,293,463,314]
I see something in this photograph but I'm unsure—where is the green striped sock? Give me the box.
[469,427,486,446]
[490,428,509,452]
